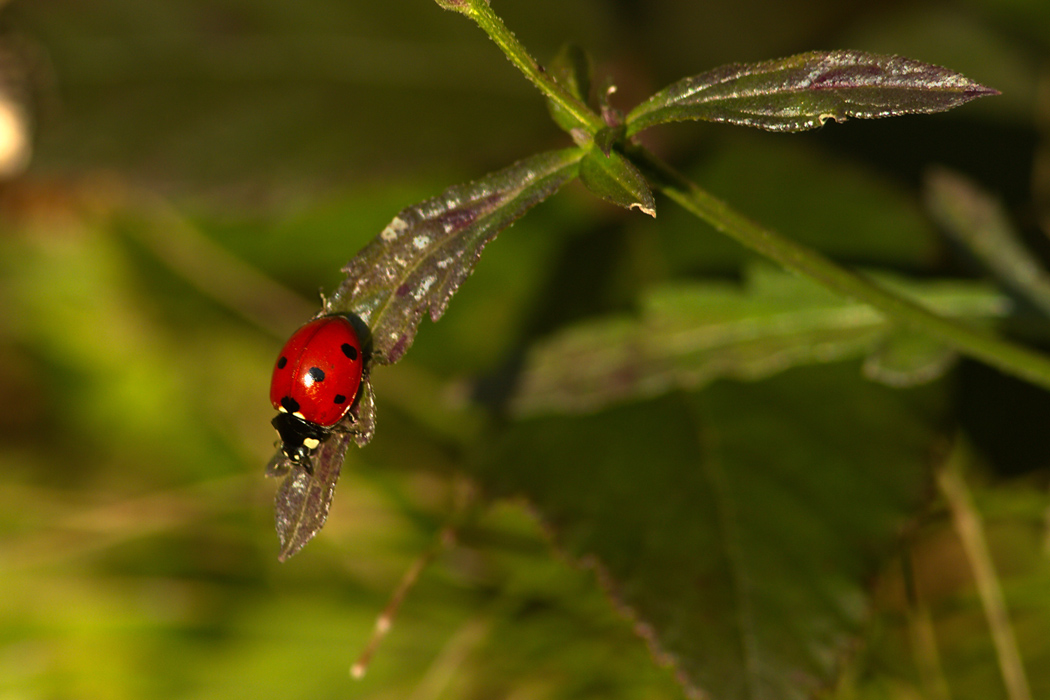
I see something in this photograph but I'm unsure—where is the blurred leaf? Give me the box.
[11,0,560,193]
[546,42,594,133]
[512,266,1008,416]
[480,366,937,700]
[862,330,958,388]
[578,148,656,217]
[625,50,999,135]
[925,166,1050,319]
[327,147,583,365]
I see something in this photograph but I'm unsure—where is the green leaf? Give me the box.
[863,330,958,388]
[625,50,999,135]
[326,147,583,366]
[578,148,656,217]
[925,166,1050,319]
[512,266,1008,416]
[478,367,936,700]
[546,43,594,134]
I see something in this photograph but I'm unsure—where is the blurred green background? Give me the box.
[2,0,1050,699]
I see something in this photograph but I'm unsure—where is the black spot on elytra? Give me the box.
[276,356,287,369]
[333,394,347,405]
[308,367,325,382]
[281,396,300,413]
[341,343,358,360]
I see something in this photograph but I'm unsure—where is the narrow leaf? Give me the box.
[272,432,351,562]
[578,148,656,217]
[626,50,999,135]
[270,376,376,560]
[546,43,594,134]
[325,148,583,365]
[925,166,1050,319]
[511,266,1008,416]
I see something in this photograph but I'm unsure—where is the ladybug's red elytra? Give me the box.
[270,315,365,467]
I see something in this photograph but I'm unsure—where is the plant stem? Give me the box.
[937,446,1032,700]
[628,144,1050,391]
[451,0,1050,392]
[460,0,604,134]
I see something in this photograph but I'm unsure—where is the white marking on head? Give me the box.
[293,411,305,419]
[303,437,320,450]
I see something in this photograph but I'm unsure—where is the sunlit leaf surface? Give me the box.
[626,50,998,135]
[326,148,583,365]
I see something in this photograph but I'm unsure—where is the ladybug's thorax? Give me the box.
[271,412,330,467]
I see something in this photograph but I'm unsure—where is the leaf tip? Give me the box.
[275,526,299,562]
[629,201,656,217]
[967,84,1001,99]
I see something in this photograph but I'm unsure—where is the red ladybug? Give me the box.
[270,315,365,467]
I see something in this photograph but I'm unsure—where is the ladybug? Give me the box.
[270,315,365,468]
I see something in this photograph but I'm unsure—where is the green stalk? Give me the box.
[446,0,1050,392]
[629,145,1050,391]
[446,0,603,134]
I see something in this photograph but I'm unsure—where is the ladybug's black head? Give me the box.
[271,411,331,471]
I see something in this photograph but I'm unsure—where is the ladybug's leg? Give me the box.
[331,377,376,447]
[265,450,293,478]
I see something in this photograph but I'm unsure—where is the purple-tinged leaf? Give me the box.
[578,148,655,217]
[325,148,583,365]
[625,50,999,135]
[269,150,579,559]
[272,432,351,562]
[270,376,376,561]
